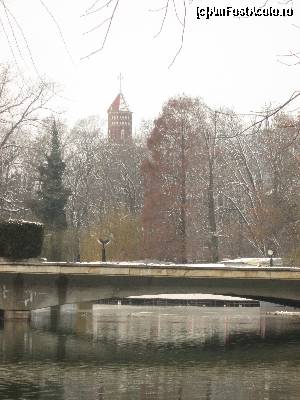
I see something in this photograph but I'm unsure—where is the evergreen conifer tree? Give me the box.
[32,120,70,260]
[35,120,70,230]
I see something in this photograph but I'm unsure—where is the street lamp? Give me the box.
[97,238,111,262]
[267,249,274,267]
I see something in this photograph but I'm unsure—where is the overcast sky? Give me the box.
[1,0,299,132]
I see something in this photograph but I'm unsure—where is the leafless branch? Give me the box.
[149,6,168,12]
[279,0,293,4]
[0,66,56,149]
[83,17,111,35]
[218,91,300,139]
[86,0,104,13]
[39,0,74,64]
[1,2,25,68]
[81,0,120,60]
[81,0,188,67]
[172,0,184,26]
[277,49,300,58]
[1,1,41,79]
[82,0,115,17]
[259,0,270,7]
[154,0,170,39]
[0,13,18,70]
[168,0,186,68]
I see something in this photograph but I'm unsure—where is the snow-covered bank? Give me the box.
[128,293,250,301]
[267,311,300,316]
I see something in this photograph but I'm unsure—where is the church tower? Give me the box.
[107,77,132,143]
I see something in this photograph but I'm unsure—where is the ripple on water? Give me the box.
[1,306,300,399]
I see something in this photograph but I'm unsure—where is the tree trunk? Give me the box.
[50,230,64,261]
[179,125,187,263]
[208,161,218,262]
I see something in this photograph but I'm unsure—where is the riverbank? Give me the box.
[96,293,260,307]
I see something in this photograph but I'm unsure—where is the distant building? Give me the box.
[107,92,132,143]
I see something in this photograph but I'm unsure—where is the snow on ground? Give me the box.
[223,257,282,266]
[74,257,283,268]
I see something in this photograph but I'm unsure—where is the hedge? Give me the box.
[0,220,44,260]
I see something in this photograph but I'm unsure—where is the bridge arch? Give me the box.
[1,262,300,311]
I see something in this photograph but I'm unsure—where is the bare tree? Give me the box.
[0,64,55,149]
[220,113,300,257]
[81,0,188,67]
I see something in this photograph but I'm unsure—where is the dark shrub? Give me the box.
[0,220,44,260]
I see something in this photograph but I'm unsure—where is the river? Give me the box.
[1,304,300,399]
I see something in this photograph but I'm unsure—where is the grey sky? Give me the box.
[1,0,299,131]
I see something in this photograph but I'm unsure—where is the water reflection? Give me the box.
[0,305,300,399]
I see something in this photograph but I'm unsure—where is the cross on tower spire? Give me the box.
[118,73,123,93]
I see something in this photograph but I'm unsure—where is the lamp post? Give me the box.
[267,249,273,267]
[97,238,111,262]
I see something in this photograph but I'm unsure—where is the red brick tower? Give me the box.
[107,91,132,143]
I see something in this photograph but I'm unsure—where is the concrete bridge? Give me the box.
[1,261,300,319]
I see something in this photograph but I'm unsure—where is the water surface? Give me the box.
[1,305,300,399]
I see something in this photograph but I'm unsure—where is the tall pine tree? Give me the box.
[33,120,70,260]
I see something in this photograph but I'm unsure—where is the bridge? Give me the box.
[1,261,300,319]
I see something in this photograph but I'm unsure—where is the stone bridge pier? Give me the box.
[0,272,128,321]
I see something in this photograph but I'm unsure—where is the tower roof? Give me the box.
[108,93,131,113]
